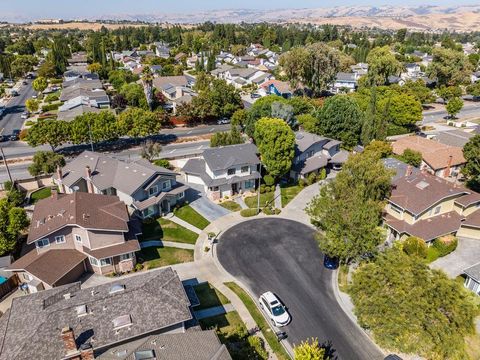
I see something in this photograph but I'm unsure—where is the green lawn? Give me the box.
[219,201,241,212]
[30,187,52,204]
[174,205,210,230]
[280,185,302,208]
[225,282,291,360]
[194,283,230,310]
[140,218,198,244]
[137,246,193,269]
[244,192,274,209]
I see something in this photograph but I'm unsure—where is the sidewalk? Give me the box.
[166,214,202,234]
[274,184,281,209]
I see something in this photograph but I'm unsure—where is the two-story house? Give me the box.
[290,131,349,180]
[330,72,360,93]
[392,136,466,181]
[384,172,480,244]
[54,151,189,218]
[6,192,141,293]
[0,267,232,360]
[182,143,260,200]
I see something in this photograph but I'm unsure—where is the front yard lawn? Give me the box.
[244,191,274,209]
[219,201,241,212]
[280,184,302,208]
[174,205,210,230]
[137,246,193,269]
[30,187,52,204]
[140,218,198,244]
[194,283,230,310]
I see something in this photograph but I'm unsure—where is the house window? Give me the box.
[178,192,185,199]
[75,235,82,243]
[36,238,49,248]
[120,253,132,261]
[241,166,249,173]
[149,186,158,196]
[434,206,441,215]
[23,273,32,281]
[162,180,170,190]
[227,168,236,175]
[89,257,99,266]
[55,235,65,244]
[100,258,112,266]
[245,180,255,189]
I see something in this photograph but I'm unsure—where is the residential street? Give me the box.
[0,80,35,136]
[217,218,384,360]
[422,102,480,123]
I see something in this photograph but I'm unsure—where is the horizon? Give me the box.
[1,1,480,23]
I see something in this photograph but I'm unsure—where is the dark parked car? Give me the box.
[0,135,8,142]
[10,129,20,141]
[323,255,339,270]
[384,355,402,360]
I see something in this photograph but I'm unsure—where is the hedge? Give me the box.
[432,236,458,257]
[41,103,60,112]
[240,208,258,217]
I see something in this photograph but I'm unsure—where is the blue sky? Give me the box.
[1,0,479,21]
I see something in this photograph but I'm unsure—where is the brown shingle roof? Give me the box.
[83,240,140,259]
[392,136,465,170]
[27,192,129,244]
[454,192,480,208]
[464,211,480,229]
[389,173,469,215]
[7,249,86,286]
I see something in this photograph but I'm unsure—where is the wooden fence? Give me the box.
[0,274,19,300]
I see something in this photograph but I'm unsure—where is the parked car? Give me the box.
[10,129,20,141]
[250,93,261,99]
[217,117,230,125]
[259,291,290,327]
[384,355,402,360]
[323,255,339,270]
[21,112,30,119]
[31,95,37,99]
[0,135,8,142]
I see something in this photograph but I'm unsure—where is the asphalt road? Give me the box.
[0,80,36,136]
[217,218,384,360]
[423,102,480,123]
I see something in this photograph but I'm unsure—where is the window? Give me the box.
[75,235,82,243]
[227,168,236,175]
[178,191,185,199]
[241,166,249,173]
[245,180,255,189]
[162,180,170,189]
[23,273,32,281]
[119,253,132,261]
[434,206,441,215]
[36,238,49,248]
[55,235,65,244]
[89,257,99,266]
[148,186,158,196]
[100,258,112,266]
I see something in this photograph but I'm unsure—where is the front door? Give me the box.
[232,183,238,194]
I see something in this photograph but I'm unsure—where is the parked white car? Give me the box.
[258,291,290,327]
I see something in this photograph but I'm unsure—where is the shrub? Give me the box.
[402,236,427,258]
[247,336,268,359]
[49,78,63,84]
[432,236,458,257]
[153,158,173,169]
[44,93,59,103]
[41,103,60,112]
[263,207,281,215]
[263,174,275,186]
[307,172,317,185]
[240,208,258,217]
[299,178,306,187]
[318,168,327,180]
[259,185,266,194]
[134,263,144,272]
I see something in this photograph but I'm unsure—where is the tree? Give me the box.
[87,62,102,74]
[401,80,435,104]
[111,94,127,109]
[25,99,39,113]
[37,59,56,78]
[363,140,392,159]
[462,135,480,191]
[210,126,243,147]
[140,140,162,161]
[0,187,29,255]
[119,83,148,109]
[402,236,427,258]
[399,148,422,167]
[254,118,295,178]
[117,108,162,138]
[28,151,66,176]
[437,85,462,102]
[293,338,325,360]
[297,113,317,133]
[32,76,48,93]
[314,95,364,148]
[445,97,464,119]
[427,47,473,86]
[365,46,402,86]
[349,248,477,359]
[10,55,37,78]
[385,93,422,127]
[280,46,308,90]
[25,120,70,151]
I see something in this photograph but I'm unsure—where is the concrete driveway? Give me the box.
[430,237,480,278]
[185,186,230,222]
[217,218,383,360]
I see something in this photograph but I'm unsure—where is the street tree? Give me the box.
[25,120,70,151]
[25,98,39,113]
[399,148,422,167]
[28,151,66,176]
[462,134,480,191]
[0,187,29,255]
[10,55,37,78]
[293,338,325,360]
[427,47,473,86]
[446,97,464,119]
[365,46,402,86]
[254,117,295,178]
[32,76,48,93]
[140,140,162,161]
[385,93,422,127]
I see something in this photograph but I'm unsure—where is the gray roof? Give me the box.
[434,130,474,148]
[58,151,177,196]
[203,143,259,171]
[382,157,420,182]
[294,154,329,175]
[210,64,233,76]
[98,330,232,360]
[335,72,356,82]
[60,87,109,102]
[62,78,103,90]
[227,67,258,79]
[463,263,480,282]
[330,150,350,164]
[294,131,331,153]
[0,267,192,360]
[57,105,106,122]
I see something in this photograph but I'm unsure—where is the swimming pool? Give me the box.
[0,276,8,285]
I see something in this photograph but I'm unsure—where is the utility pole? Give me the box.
[0,147,13,183]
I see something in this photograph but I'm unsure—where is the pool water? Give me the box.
[0,276,8,285]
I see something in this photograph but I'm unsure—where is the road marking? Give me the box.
[169,149,176,154]
[197,145,203,150]
[187,130,192,134]
[210,127,215,132]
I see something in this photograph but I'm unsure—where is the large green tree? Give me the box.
[28,151,66,176]
[293,338,326,360]
[25,120,70,151]
[349,249,477,359]
[445,97,464,119]
[462,134,480,191]
[0,185,29,255]
[254,117,295,178]
[32,76,48,93]
[365,46,402,86]
[427,47,473,86]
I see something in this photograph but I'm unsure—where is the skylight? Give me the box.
[109,284,125,294]
[76,304,87,316]
[112,314,132,330]
[134,350,156,360]
[416,181,430,190]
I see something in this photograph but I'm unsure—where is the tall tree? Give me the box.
[365,46,402,86]
[462,135,480,191]
[293,338,326,360]
[427,47,473,86]
[28,151,66,176]
[32,76,48,93]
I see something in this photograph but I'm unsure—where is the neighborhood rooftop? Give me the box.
[202,143,260,171]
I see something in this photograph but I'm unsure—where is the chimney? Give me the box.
[80,343,94,360]
[50,187,58,200]
[61,327,78,355]
[443,155,453,178]
[56,165,65,193]
[85,166,94,194]
[405,165,413,177]
[175,86,183,99]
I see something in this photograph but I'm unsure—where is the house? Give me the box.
[154,41,170,58]
[392,136,466,180]
[331,72,359,93]
[290,131,349,180]
[68,51,88,66]
[223,68,269,89]
[432,129,475,148]
[259,80,292,98]
[210,64,234,79]
[463,262,480,295]
[54,151,188,218]
[351,63,369,77]
[402,63,422,79]
[63,66,98,82]
[57,105,106,122]
[6,192,141,292]
[0,267,231,359]
[382,157,420,182]
[384,172,480,243]
[152,75,197,113]
[182,143,260,200]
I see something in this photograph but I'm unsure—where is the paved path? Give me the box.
[194,303,235,320]
[140,240,195,250]
[234,196,248,209]
[274,185,282,209]
[167,214,202,234]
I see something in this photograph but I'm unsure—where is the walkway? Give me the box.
[234,196,248,209]
[274,184,282,209]
[140,240,195,250]
[194,303,235,320]
[167,214,202,234]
